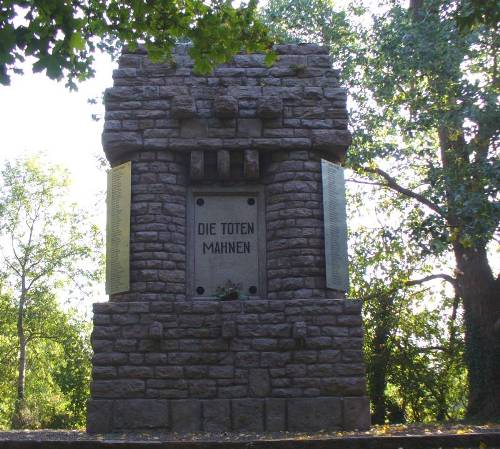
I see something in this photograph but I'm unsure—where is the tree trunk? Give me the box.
[453,243,500,418]
[407,0,499,420]
[367,295,394,424]
[17,321,26,404]
[13,282,27,426]
[370,328,390,424]
[439,125,500,418]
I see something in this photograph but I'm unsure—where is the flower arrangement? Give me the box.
[215,280,247,300]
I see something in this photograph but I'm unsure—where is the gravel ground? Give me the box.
[0,423,499,442]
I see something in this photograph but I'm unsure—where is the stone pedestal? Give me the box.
[88,43,370,433]
[88,299,369,432]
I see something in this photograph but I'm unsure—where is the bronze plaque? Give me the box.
[105,161,131,295]
[322,159,349,292]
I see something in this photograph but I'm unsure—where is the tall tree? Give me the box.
[262,0,499,418]
[0,0,274,88]
[0,155,102,427]
[0,289,93,429]
[354,0,499,418]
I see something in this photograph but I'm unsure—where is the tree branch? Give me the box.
[345,178,386,187]
[405,273,457,289]
[362,273,457,302]
[25,333,64,344]
[361,166,445,217]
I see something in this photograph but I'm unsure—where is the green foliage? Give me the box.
[348,0,499,256]
[260,0,355,77]
[349,201,467,423]
[0,0,275,88]
[455,0,500,32]
[262,0,498,421]
[0,290,92,429]
[0,155,101,428]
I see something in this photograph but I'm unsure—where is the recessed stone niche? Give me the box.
[87,43,370,433]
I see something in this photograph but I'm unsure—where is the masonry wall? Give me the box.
[89,299,368,432]
[264,150,340,299]
[89,43,370,433]
[112,151,189,302]
[111,148,340,302]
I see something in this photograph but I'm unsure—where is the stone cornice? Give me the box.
[102,44,351,165]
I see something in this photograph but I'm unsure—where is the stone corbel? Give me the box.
[190,150,205,180]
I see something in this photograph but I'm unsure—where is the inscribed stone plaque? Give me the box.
[105,161,131,295]
[321,159,349,292]
[193,195,259,297]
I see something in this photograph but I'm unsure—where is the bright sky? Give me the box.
[0,52,116,211]
[0,52,117,311]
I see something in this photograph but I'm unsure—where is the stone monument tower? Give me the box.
[87,43,370,433]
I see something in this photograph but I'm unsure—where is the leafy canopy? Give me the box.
[0,290,92,429]
[0,155,103,297]
[0,155,102,428]
[261,0,498,421]
[0,0,275,88]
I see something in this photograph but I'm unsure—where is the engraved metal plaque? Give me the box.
[193,194,260,297]
[322,159,349,292]
[105,161,131,295]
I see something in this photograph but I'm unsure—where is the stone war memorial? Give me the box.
[87,43,371,434]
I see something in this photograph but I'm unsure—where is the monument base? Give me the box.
[87,298,370,433]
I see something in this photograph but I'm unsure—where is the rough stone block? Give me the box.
[190,150,204,180]
[202,399,231,432]
[244,149,259,179]
[249,369,271,397]
[156,366,184,378]
[337,315,363,326]
[237,119,262,137]
[321,377,366,396]
[232,399,264,431]
[288,397,342,431]
[293,321,307,339]
[93,352,128,366]
[190,380,217,398]
[217,150,231,179]
[181,118,207,138]
[261,351,291,367]
[102,131,142,156]
[171,400,202,432]
[118,366,154,378]
[149,321,163,340]
[208,366,234,379]
[318,350,341,363]
[311,129,351,159]
[214,95,238,118]
[222,321,238,338]
[257,96,282,119]
[92,339,114,352]
[265,398,286,431]
[114,399,169,430]
[219,386,248,398]
[344,300,363,313]
[172,96,196,119]
[86,400,113,433]
[91,380,145,398]
[343,396,370,430]
[92,366,117,379]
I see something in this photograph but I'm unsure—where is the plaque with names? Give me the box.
[193,194,260,297]
[105,161,131,295]
[322,159,349,292]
